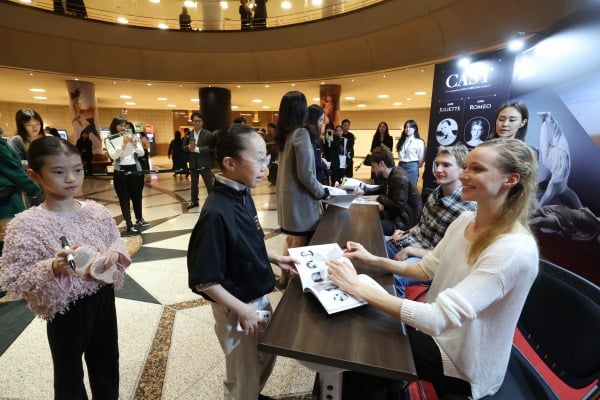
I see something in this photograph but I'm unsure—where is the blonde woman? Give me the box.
[329,139,539,399]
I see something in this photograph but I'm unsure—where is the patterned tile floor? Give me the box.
[0,155,375,400]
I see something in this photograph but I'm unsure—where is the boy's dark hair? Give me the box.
[191,112,203,121]
[341,119,351,125]
[208,124,258,168]
[370,146,395,168]
[28,136,81,173]
[233,116,246,124]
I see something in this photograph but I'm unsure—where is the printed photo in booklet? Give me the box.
[288,243,386,314]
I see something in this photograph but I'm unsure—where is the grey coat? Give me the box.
[276,128,326,233]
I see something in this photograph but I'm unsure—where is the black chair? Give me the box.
[489,259,600,399]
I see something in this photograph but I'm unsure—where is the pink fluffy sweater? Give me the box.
[0,201,131,320]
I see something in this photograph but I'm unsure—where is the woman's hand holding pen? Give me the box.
[343,241,377,263]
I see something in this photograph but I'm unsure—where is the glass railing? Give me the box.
[10,0,385,31]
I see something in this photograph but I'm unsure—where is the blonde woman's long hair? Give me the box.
[468,138,538,264]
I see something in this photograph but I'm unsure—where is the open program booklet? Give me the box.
[288,243,387,314]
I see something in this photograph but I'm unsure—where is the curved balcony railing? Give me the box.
[8,0,385,30]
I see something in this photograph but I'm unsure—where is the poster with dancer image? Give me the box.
[66,80,102,154]
[422,50,515,194]
[287,243,386,314]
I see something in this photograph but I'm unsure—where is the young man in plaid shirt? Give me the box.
[386,143,476,297]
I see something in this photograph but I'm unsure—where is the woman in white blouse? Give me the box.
[396,119,425,185]
[329,139,539,399]
[105,116,148,236]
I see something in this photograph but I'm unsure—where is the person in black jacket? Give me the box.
[76,131,93,175]
[187,124,297,399]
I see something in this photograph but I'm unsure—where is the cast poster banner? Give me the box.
[508,4,600,284]
[320,84,342,129]
[422,50,515,192]
[66,80,102,154]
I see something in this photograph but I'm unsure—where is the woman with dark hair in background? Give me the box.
[168,131,187,177]
[490,101,529,140]
[396,119,425,185]
[9,108,46,164]
[76,131,93,175]
[305,104,330,185]
[370,121,394,152]
[276,91,328,287]
[104,116,148,236]
[370,121,394,184]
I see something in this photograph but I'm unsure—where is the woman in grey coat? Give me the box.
[275,91,329,286]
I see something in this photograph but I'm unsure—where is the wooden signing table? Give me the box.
[259,196,417,399]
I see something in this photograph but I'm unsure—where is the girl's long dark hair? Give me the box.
[305,104,324,147]
[276,91,307,151]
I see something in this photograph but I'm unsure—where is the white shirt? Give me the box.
[400,212,538,399]
[398,137,425,163]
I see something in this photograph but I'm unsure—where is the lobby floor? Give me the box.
[0,155,373,400]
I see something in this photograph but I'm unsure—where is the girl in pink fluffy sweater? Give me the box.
[0,136,131,400]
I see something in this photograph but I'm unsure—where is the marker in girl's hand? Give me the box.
[60,236,76,270]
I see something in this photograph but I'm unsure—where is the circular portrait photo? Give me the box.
[436,118,458,145]
[463,117,490,147]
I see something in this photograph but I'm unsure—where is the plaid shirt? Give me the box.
[402,185,476,249]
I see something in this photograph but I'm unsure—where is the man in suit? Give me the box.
[183,112,213,209]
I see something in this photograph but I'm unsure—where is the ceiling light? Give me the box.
[231,105,239,109]
[157,97,167,100]
[261,105,271,109]
[190,98,199,102]
[120,95,132,99]
[157,23,168,29]
[167,104,177,107]
[312,0,322,5]
[508,32,526,51]
[291,83,296,87]
[74,77,79,81]
[125,102,136,105]
[382,74,387,78]
[312,97,320,101]
[28,72,35,76]
[20,0,32,3]
[393,102,403,106]
[236,85,241,88]
[149,0,160,3]
[281,1,292,9]
[378,94,389,99]
[184,1,197,8]
[33,96,47,100]
[420,68,425,72]
[320,82,325,85]
[458,56,471,67]
[30,88,46,92]
[414,91,427,95]
[344,96,355,101]
[264,84,270,88]
[220,1,228,9]
[146,82,152,86]
[252,99,263,103]
[357,104,367,108]
[117,17,129,24]
[406,97,413,101]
